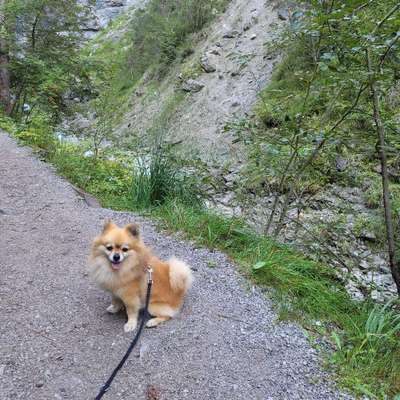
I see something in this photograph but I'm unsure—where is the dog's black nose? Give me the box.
[113,253,121,262]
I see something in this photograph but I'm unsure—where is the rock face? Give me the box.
[117,0,280,163]
[80,0,147,36]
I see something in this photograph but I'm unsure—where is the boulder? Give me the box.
[200,54,216,73]
[181,79,205,93]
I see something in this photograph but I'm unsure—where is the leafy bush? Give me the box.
[0,114,16,133]
[4,0,93,120]
[14,113,56,153]
[234,0,400,199]
[49,144,132,209]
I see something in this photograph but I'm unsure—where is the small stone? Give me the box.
[231,100,240,107]
[146,385,160,400]
[278,9,289,21]
[359,260,370,271]
[35,381,44,388]
[250,34,257,40]
[181,79,205,93]
[223,29,239,38]
[251,15,259,25]
[358,230,377,242]
[378,265,390,274]
[243,22,251,31]
[335,156,349,172]
[200,54,216,73]
[209,48,220,56]
[106,0,124,6]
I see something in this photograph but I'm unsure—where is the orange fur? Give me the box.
[88,221,193,332]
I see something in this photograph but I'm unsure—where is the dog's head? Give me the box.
[92,220,142,271]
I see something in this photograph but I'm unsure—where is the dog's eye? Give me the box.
[106,245,113,251]
[122,247,129,252]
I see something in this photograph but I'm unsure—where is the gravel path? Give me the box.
[0,132,351,399]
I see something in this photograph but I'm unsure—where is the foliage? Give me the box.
[0,113,16,132]
[49,144,133,210]
[13,113,55,153]
[330,301,400,398]
[125,0,229,80]
[3,0,94,120]
[233,0,400,208]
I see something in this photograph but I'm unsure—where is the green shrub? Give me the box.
[14,113,56,154]
[0,114,17,133]
[49,144,133,209]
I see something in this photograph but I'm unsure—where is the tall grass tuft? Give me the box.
[331,301,400,397]
[131,146,201,209]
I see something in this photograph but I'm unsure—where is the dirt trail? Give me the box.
[0,131,350,399]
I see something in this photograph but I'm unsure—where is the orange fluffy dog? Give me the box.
[89,221,193,332]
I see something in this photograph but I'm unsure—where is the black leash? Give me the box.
[95,267,153,400]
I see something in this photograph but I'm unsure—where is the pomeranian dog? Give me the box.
[88,220,193,332]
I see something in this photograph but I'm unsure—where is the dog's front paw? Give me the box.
[146,318,160,328]
[124,319,137,332]
[106,304,122,314]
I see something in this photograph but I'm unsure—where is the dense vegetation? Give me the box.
[1,0,400,398]
[233,0,400,295]
[0,0,94,119]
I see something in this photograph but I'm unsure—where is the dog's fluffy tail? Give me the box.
[168,257,193,294]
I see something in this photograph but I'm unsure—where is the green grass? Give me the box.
[131,149,201,209]
[152,200,400,398]
[49,144,133,210]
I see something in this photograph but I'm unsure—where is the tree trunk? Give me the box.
[367,49,400,296]
[0,0,11,114]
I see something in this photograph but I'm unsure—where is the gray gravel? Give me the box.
[0,132,352,399]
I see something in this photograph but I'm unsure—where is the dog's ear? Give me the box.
[125,223,140,237]
[102,219,116,233]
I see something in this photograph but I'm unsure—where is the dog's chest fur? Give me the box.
[89,256,144,293]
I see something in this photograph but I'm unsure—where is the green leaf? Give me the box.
[253,261,267,270]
